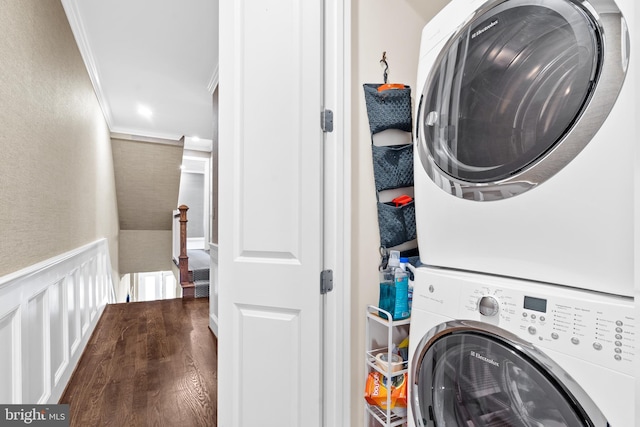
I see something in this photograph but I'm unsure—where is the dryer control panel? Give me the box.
[412,267,636,376]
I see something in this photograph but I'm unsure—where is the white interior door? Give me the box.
[218,1,324,426]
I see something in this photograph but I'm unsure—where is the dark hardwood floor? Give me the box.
[60,298,217,426]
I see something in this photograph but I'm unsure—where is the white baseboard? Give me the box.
[0,239,115,404]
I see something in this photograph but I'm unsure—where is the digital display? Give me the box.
[524,296,547,313]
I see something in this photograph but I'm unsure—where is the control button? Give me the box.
[592,342,602,351]
[478,296,500,317]
[551,333,559,340]
[571,337,580,345]
[615,341,622,347]
[528,326,537,335]
[614,355,622,361]
[615,327,623,333]
[531,314,537,320]
[615,334,622,340]
[616,320,623,326]
[615,348,622,354]
[539,316,545,322]
[522,312,528,318]
[429,285,435,293]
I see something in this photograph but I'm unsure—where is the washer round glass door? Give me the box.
[416,0,628,200]
[411,321,608,426]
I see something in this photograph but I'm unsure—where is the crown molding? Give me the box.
[110,132,184,147]
[184,136,213,152]
[111,127,184,142]
[61,0,115,130]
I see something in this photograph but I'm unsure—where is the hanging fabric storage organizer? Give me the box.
[363,84,412,134]
[371,143,414,192]
[363,78,418,257]
[377,200,416,249]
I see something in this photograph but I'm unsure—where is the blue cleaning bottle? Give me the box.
[400,257,412,313]
[393,258,410,320]
[378,251,399,320]
[378,264,394,320]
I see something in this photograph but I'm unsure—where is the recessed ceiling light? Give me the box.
[137,105,153,118]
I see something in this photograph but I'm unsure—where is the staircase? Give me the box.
[189,249,210,298]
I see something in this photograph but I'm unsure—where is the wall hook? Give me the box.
[380,51,389,84]
[378,52,404,92]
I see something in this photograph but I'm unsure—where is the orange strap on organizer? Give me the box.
[378,83,405,92]
[392,195,413,207]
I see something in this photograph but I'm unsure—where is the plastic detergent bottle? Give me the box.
[400,257,412,313]
[378,250,409,320]
[378,256,394,320]
[393,258,410,320]
[380,250,398,290]
[378,251,400,320]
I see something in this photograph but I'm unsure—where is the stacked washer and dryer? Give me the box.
[407,0,636,426]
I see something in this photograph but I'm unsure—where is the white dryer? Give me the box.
[414,0,636,296]
[407,266,636,427]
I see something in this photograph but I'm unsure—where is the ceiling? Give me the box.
[61,0,219,144]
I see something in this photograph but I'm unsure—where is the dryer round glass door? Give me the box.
[416,0,629,200]
[411,321,608,427]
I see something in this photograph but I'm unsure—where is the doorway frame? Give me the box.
[180,155,211,251]
[323,0,351,424]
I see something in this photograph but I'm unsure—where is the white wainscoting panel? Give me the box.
[50,279,68,390]
[0,239,115,404]
[26,290,49,404]
[68,269,81,358]
[80,263,90,336]
[0,307,21,404]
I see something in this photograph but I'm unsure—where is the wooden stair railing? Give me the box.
[178,204,195,298]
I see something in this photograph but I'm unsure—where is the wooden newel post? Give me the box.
[178,204,189,285]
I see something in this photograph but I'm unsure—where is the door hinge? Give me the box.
[320,269,334,294]
[321,109,333,133]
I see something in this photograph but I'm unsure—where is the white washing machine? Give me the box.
[413,0,636,296]
[407,266,636,427]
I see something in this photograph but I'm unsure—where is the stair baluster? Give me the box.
[178,204,195,298]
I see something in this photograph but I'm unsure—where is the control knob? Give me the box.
[478,296,500,317]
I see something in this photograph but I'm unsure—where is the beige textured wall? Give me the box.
[111,138,183,230]
[0,0,119,277]
[118,230,173,274]
[350,1,450,425]
[111,137,182,275]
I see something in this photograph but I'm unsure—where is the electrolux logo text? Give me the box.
[470,350,500,367]
[0,405,69,427]
[471,20,499,39]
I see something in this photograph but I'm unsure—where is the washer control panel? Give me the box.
[465,287,635,375]
[413,268,636,376]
